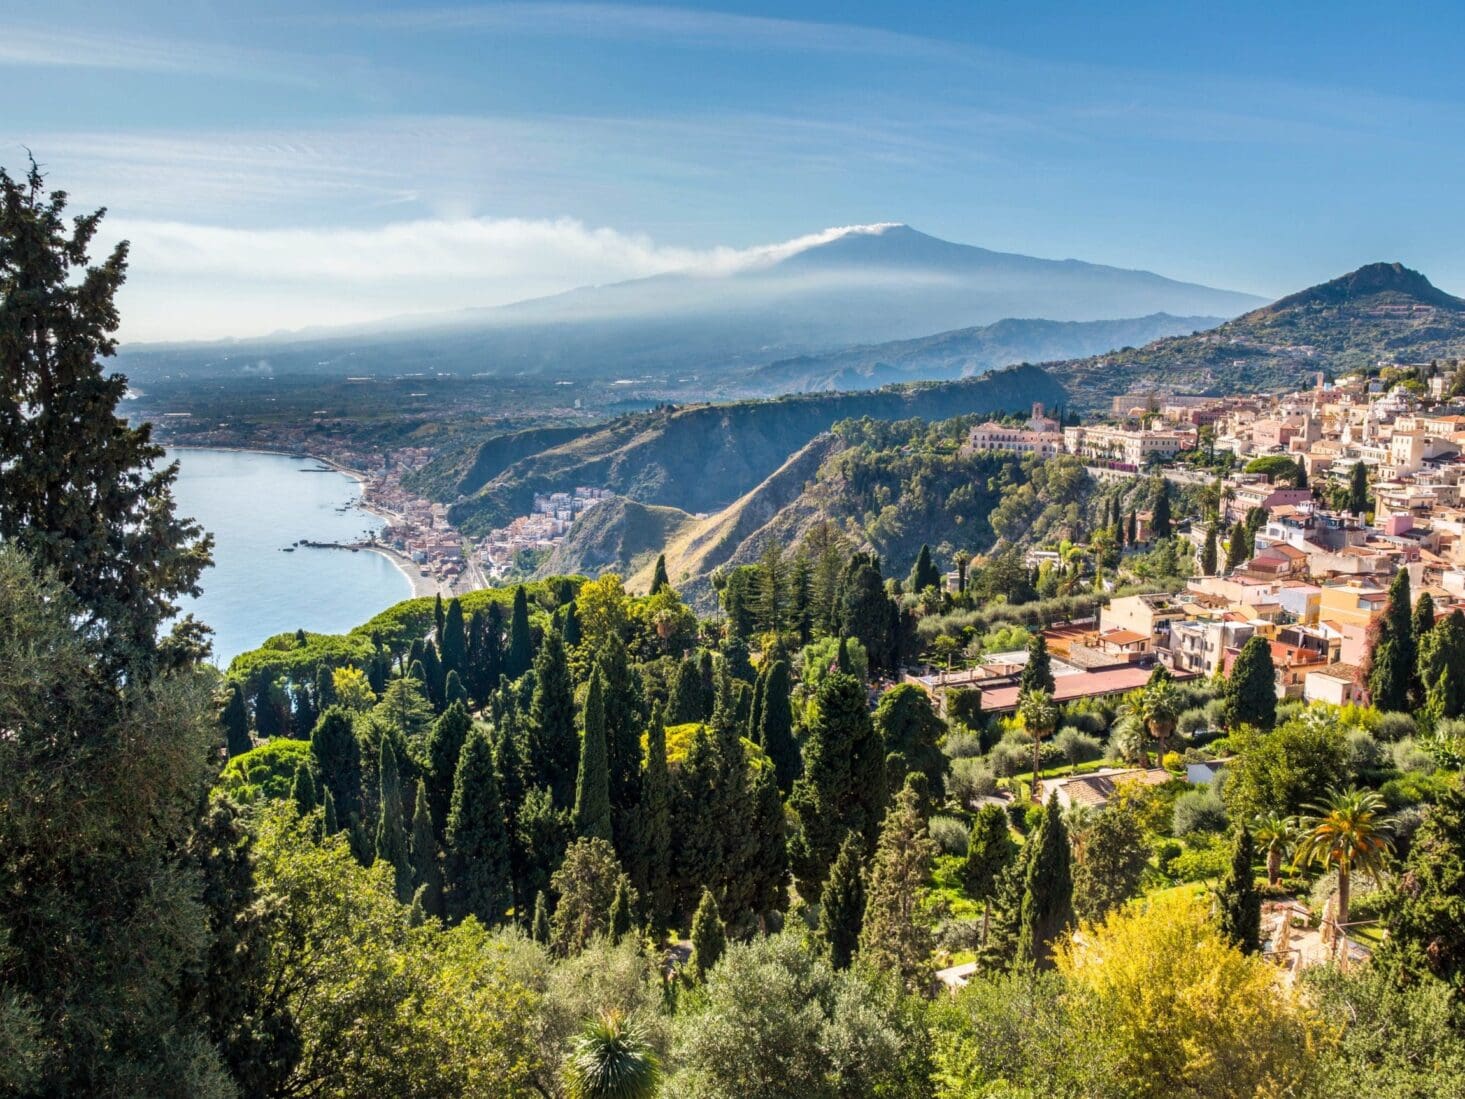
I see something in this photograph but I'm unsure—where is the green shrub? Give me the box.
[1375,711,1417,743]
[1172,787,1228,837]
[1380,770,1453,810]
[928,815,970,857]
[948,757,998,806]
[1169,837,1231,882]
[943,731,984,760]
[1023,804,1045,833]
[216,737,313,803]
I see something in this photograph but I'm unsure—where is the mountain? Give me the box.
[1045,262,1465,411]
[747,312,1222,393]
[115,225,1262,385]
[447,363,1065,534]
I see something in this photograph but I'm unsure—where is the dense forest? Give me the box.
[10,169,1465,1099]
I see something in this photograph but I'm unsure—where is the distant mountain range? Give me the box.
[1046,262,1465,410]
[115,224,1261,386]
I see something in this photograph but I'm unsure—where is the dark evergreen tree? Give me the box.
[375,737,412,903]
[445,726,512,925]
[561,599,582,648]
[221,680,251,758]
[531,891,551,944]
[697,649,717,719]
[1349,460,1371,516]
[310,706,362,822]
[574,670,614,842]
[1151,480,1172,540]
[839,553,893,673]
[464,607,501,705]
[291,762,317,816]
[1379,783,1465,989]
[747,662,768,744]
[788,672,887,898]
[873,683,947,804]
[757,659,799,793]
[409,777,443,918]
[1368,568,1415,713]
[434,592,445,639]
[640,712,674,936]
[516,785,570,917]
[608,876,633,944]
[667,656,704,725]
[818,832,866,970]
[493,721,529,914]
[1017,633,1056,696]
[443,668,467,707]
[1414,590,1437,643]
[1218,825,1261,954]
[528,626,579,809]
[440,597,466,676]
[1126,508,1138,545]
[1016,794,1074,970]
[290,679,317,736]
[747,765,789,924]
[506,585,533,681]
[835,635,853,676]
[909,543,941,593]
[0,163,212,680]
[1225,635,1277,729]
[688,888,727,979]
[1225,520,1250,570]
[963,804,1017,916]
[650,553,671,594]
[322,787,339,835]
[1200,523,1219,575]
[596,637,644,868]
[419,641,444,710]
[423,701,472,835]
[314,663,336,711]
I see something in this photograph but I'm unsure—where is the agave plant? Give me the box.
[564,1011,661,1099]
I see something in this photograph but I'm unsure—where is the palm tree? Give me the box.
[1251,811,1297,888]
[1136,677,1183,765]
[564,1012,661,1099]
[1111,692,1150,768]
[1017,688,1059,801]
[1294,788,1395,939]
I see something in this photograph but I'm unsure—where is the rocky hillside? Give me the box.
[536,497,697,579]
[448,363,1065,534]
[1045,262,1465,411]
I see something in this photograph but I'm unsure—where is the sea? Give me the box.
[168,448,413,667]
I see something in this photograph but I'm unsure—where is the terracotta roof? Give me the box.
[1308,662,1359,682]
[1099,628,1148,646]
[980,665,1193,712]
[1049,767,1174,808]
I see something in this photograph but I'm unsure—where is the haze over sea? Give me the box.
[169,448,412,665]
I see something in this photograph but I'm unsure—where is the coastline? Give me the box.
[169,443,453,601]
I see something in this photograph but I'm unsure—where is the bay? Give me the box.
[168,448,413,666]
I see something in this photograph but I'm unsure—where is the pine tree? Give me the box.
[650,554,671,594]
[409,777,443,918]
[291,762,317,816]
[310,706,362,822]
[1200,523,1218,575]
[574,670,614,842]
[910,543,941,593]
[375,736,412,903]
[1218,825,1261,954]
[688,888,727,979]
[221,680,251,757]
[640,712,674,936]
[1016,794,1074,970]
[818,832,867,969]
[423,701,472,835]
[528,627,579,809]
[788,672,887,899]
[531,890,551,944]
[506,585,533,681]
[609,876,633,943]
[440,597,466,676]
[0,164,212,680]
[1018,633,1056,697]
[1151,480,1172,540]
[1225,635,1276,729]
[859,779,936,991]
[445,726,512,925]
[757,659,799,793]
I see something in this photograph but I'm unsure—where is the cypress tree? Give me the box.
[788,672,887,898]
[315,663,336,711]
[310,706,362,822]
[1200,523,1218,575]
[440,597,466,676]
[650,553,671,594]
[1016,794,1074,970]
[1414,590,1437,643]
[409,777,443,918]
[1018,633,1055,696]
[434,592,446,639]
[493,718,529,913]
[528,627,579,809]
[640,711,674,936]
[667,656,703,725]
[963,804,1017,931]
[290,763,317,816]
[839,553,892,674]
[221,680,251,757]
[596,637,644,868]
[757,660,799,793]
[688,888,726,979]
[1379,568,1416,710]
[506,585,533,681]
[1218,824,1261,954]
[375,736,412,903]
[697,649,717,720]
[322,787,339,835]
[1349,460,1370,516]
[531,890,551,944]
[747,764,789,923]
[290,679,317,736]
[1225,520,1250,570]
[835,635,852,676]
[859,779,936,991]
[910,543,941,593]
[818,832,866,970]
[574,670,614,842]
[1151,480,1172,540]
[420,642,444,710]
[1224,635,1277,729]
[443,668,467,707]
[445,726,512,925]
[1126,508,1137,545]
[561,600,582,648]
[608,876,633,943]
[748,662,768,744]
[423,701,471,835]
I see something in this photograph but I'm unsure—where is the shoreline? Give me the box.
[170,443,454,600]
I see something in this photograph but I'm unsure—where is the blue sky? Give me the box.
[6,0,1465,340]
